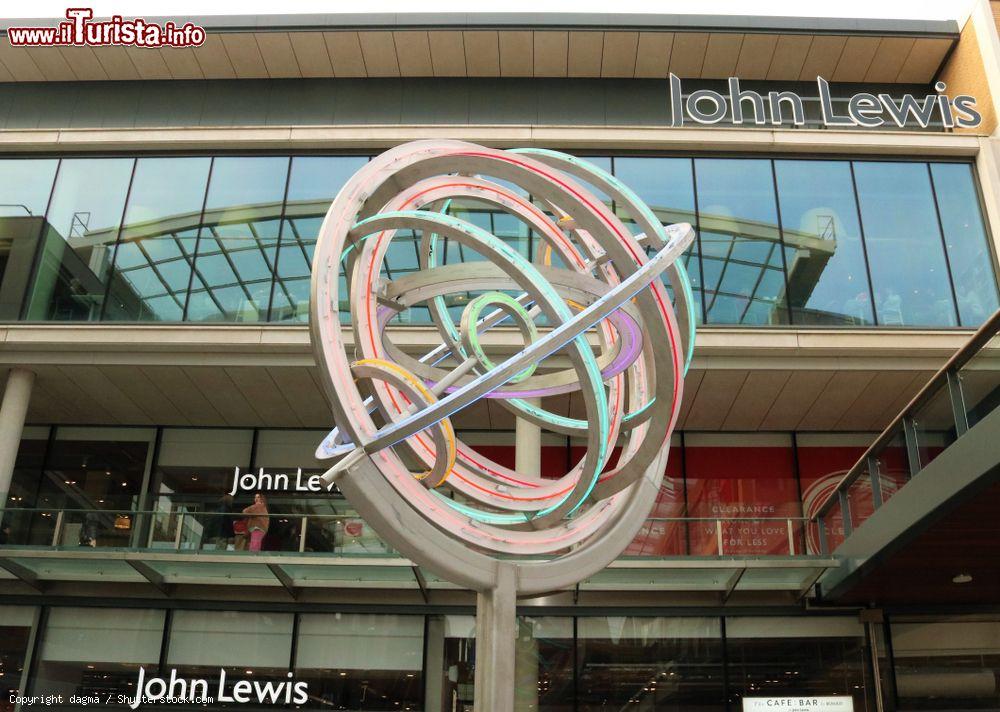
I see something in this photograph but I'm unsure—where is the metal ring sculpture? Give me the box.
[311,140,696,595]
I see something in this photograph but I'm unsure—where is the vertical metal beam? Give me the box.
[867,455,884,510]
[838,490,853,538]
[946,370,970,436]
[902,416,921,478]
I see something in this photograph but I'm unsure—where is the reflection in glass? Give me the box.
[929,163,1000,327]
[103,157,212,322]
[296,613,424,711]
[512,617,573,712]
[186,157,289,322]
[726,617,871,711]
[0,159,58,320]
[774,160,874,325]
[432,615,476,712]
[168,610,293,707]
[577,617,724,712]
[26,158,134,321]
[613,157,703,323]
[271,156,368,323]
[853,162,957,327]
[33,607,164,700]
[695,159,788,325]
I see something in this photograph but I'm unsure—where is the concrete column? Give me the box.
[474,563,517,712]
[515,400,541,477]
[0,368,34,507]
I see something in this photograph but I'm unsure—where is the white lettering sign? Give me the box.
[743,697,855,712]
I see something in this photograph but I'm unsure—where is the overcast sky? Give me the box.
[3,0,978,21]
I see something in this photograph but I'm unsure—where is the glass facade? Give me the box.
[0,427,893,558]
[0,155,993,328]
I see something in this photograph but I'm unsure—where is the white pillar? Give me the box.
[515,400,541,478]
[474,563,517,712]
[0,368,34,507]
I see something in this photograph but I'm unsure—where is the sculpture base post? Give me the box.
[474,563,517,712]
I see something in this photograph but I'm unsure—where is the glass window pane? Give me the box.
[853,162,957,327]
[512,616,573,712]
[37,427,153,548]
[26,158,134,321]
[624,433,686,556]
[272,156,368,323]
[430,615,476,711]
[726,617,871,711]
[891,616,1000,710]
[929,163,1000,327]
[613,157,702,322]
[774,160,874,325]
[0,605,34,711]
[296,613,423,710]
[577,616,724,712]
[187,157,289,323]
[0,159,58,320]
[685,434,801,556]
[34,607,164,699]
[695,159,788,325]
[104,157,211,322]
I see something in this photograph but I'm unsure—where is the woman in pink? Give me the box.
[242,493,269,552]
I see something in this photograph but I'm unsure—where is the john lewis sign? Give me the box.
[669,74,981,129]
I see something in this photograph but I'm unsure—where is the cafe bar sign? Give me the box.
[743,697,855,712]
[669,74,981,128]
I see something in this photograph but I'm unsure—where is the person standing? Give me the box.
[242,493,269,552]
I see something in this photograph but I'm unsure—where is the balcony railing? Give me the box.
[0,508,816,558]
[811,308,1000,554]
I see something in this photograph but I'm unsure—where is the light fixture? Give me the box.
[953,573,973,584]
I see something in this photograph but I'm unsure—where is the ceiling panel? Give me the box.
[125,47,171,80]
[183,366,257,427]
[835,370,922,431]
[288,32,334,77]
[677,370,705,427]
[59,365,151,425]
[668,32,709,77]
[224,366,302,427]
[466,31,501,77]
[896,37,952,83]
[324,31,367,77]
[395,31,433,76]
[159,47,205,79]
[24,46,76,81]
[797,371,877,431]
[831,36,881,82]
[798,35,847,80]
[735,34,778,80]
[192,33,236,79]
[533,31,567,77]
[256,32,302,78]
[57,47,108,81]
[97,365,187,425]
[427,30,466,77]
[358,31,400,77]
[684,370,748,430]
[44,366,117,423]
[600,31,639,78]
[0,41,43,81]
[758,371,834,431]
[498,31,533,77]
[269,367,331,427]
[721,371,792,430]
[701,33,743,79]
[864,36,916,82]
[567,31,603,77]
[767,35,812,80]
[140,366,224,426]
[634,32,673,78]
[869,370,934,429]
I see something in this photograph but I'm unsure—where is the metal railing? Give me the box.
[0,508,816,558]
[811,308,1000,554]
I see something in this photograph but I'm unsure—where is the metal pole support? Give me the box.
[474,563,517,712]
